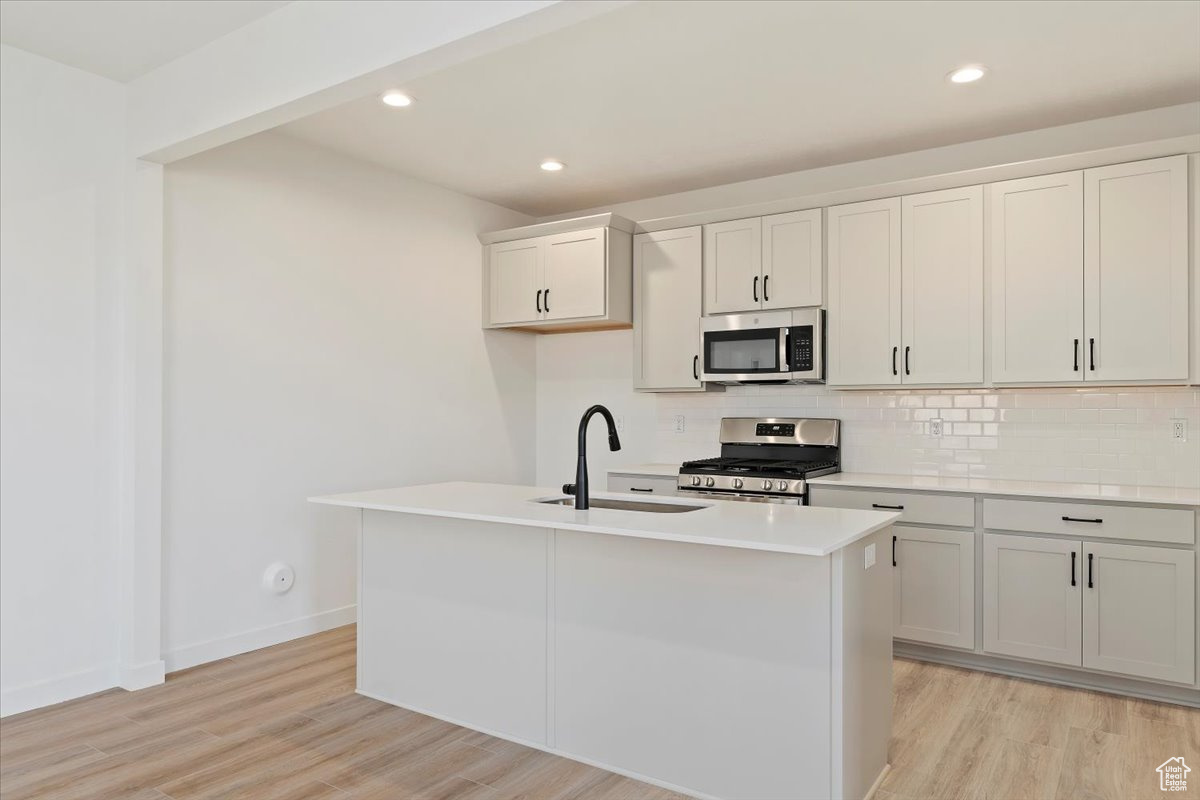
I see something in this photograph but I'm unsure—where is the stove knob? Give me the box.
[778,480,789,492]
[691,476,702,487]
[705,477,716,488]
[762,480,773,491]
[732,478,744,489]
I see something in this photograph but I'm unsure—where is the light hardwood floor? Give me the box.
[1,625,1196,799]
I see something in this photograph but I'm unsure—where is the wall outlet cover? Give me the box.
[864,543,876,569]
[930,418,944,437]
[674,414,686,433]
[1171,418,1187,442]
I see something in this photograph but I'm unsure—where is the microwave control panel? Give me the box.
[791,326,814,371]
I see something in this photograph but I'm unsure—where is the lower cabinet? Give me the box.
[893,525,975,649]
[984,533,1196,684]
[1082,541,1195,684]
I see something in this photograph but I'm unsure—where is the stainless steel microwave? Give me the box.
[700,308,825,384]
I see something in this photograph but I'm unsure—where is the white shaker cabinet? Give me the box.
[544,228,607,322]
[1082,541,1194,684]
[703,217,761,314]
[990,171,1085,383]
[983,533,1082,667]
[633,227,704,391]
[892,525,975,649]
[489,238,544,326]
[761,209,822,310]
[1084,155,1189,382]
[901,186,984,384]
[827,197,902,385]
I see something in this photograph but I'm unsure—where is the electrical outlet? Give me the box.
[614,415,625,433]
[1171,418,1187,442]
[930,418,944,437]
[864,543,876,569]
[674,414,686,433]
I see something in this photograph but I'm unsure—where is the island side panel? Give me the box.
[830,525,894,800]
[359,511,550,745]
[553,530,834,800]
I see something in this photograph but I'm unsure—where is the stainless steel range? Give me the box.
[676,417,840,504]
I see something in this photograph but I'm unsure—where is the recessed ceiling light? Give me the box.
[948,65,987,84]
[540,160,565,172]
[380,91,413,108]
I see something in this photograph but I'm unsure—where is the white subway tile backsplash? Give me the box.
[653,385,1199,488]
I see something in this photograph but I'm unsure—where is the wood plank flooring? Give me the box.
[1,625,1196,799]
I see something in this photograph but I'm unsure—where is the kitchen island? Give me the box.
[310,482,899,800]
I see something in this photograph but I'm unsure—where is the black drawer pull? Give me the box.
[1088,552,1094,589]
[1070,551,1077,587]
[1089,337,1095,371]
[873,503,904,510]
[892,534,897,567]
[628,487,654,493]
[1073,339,1079,372]
[1062,516,1103,524]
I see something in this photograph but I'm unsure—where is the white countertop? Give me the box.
[310,481,898,556]
[608,463,679,478]
[808,472,1200,507]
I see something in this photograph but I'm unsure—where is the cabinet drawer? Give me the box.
[808,486,974,527]
[983,499,1194,545]
[607,474,678,497]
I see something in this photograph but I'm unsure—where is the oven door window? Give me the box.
[704,329,781,374]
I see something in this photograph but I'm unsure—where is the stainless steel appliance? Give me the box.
[676,417,840,504]
[699,308,825,384]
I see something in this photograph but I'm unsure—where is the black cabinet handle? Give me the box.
[544,288,550,313]
[904,346,911,376]
[693,355,699,381]
[892,346,898,376]
[1073,339,1079,372]
[873,503,905,510]
[1089,337,1095,371]
[1088,552,1094,588]
[892,535,897,567]
[763,274,770,302]
[753,275,759,303]
[536,289,542,314]
[1071,551,1077,587]
[629,487,654,493]
[1062,516,1103,524]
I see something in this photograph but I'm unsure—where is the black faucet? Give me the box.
[562,404,622,510]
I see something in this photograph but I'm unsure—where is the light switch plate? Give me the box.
[864,543,876,569]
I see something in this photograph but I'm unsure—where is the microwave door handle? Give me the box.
[780,328,789,373]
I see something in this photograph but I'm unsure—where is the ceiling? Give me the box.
[0,0,290,82]
[279,0,1200,217]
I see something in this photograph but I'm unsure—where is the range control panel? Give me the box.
[755,422,796,437]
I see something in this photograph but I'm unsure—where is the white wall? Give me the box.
[162,132,535,669]
[0,45,127,715]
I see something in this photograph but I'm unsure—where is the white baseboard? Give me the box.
[1,663,118,718]
[164,605,357,673]
[119,659,165,690]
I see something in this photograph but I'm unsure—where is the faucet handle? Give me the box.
[562,483,577,496]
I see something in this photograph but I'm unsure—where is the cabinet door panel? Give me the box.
[761,209,822,309]
[827,198,902,386]
[1084,155,1189,382]
[1083,542,1194,684]
[544,228,606,321]
[633,228,703,391]
[703,218,762,314]
[489,239,543,325]
[893,526,975,649]
[983,534,1082,666]
[901,186,983,384]
[990,172,1084,383]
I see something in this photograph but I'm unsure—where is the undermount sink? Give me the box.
[536,496,705,514]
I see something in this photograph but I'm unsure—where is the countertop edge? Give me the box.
[805,474,1200,507]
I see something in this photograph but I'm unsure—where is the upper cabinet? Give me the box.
[633,227,704,392]
[482,214,633,333]
[827,187,983,387]
[703,210,822,315]
[1084,156,1189,382]
[991,156,1189,384]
